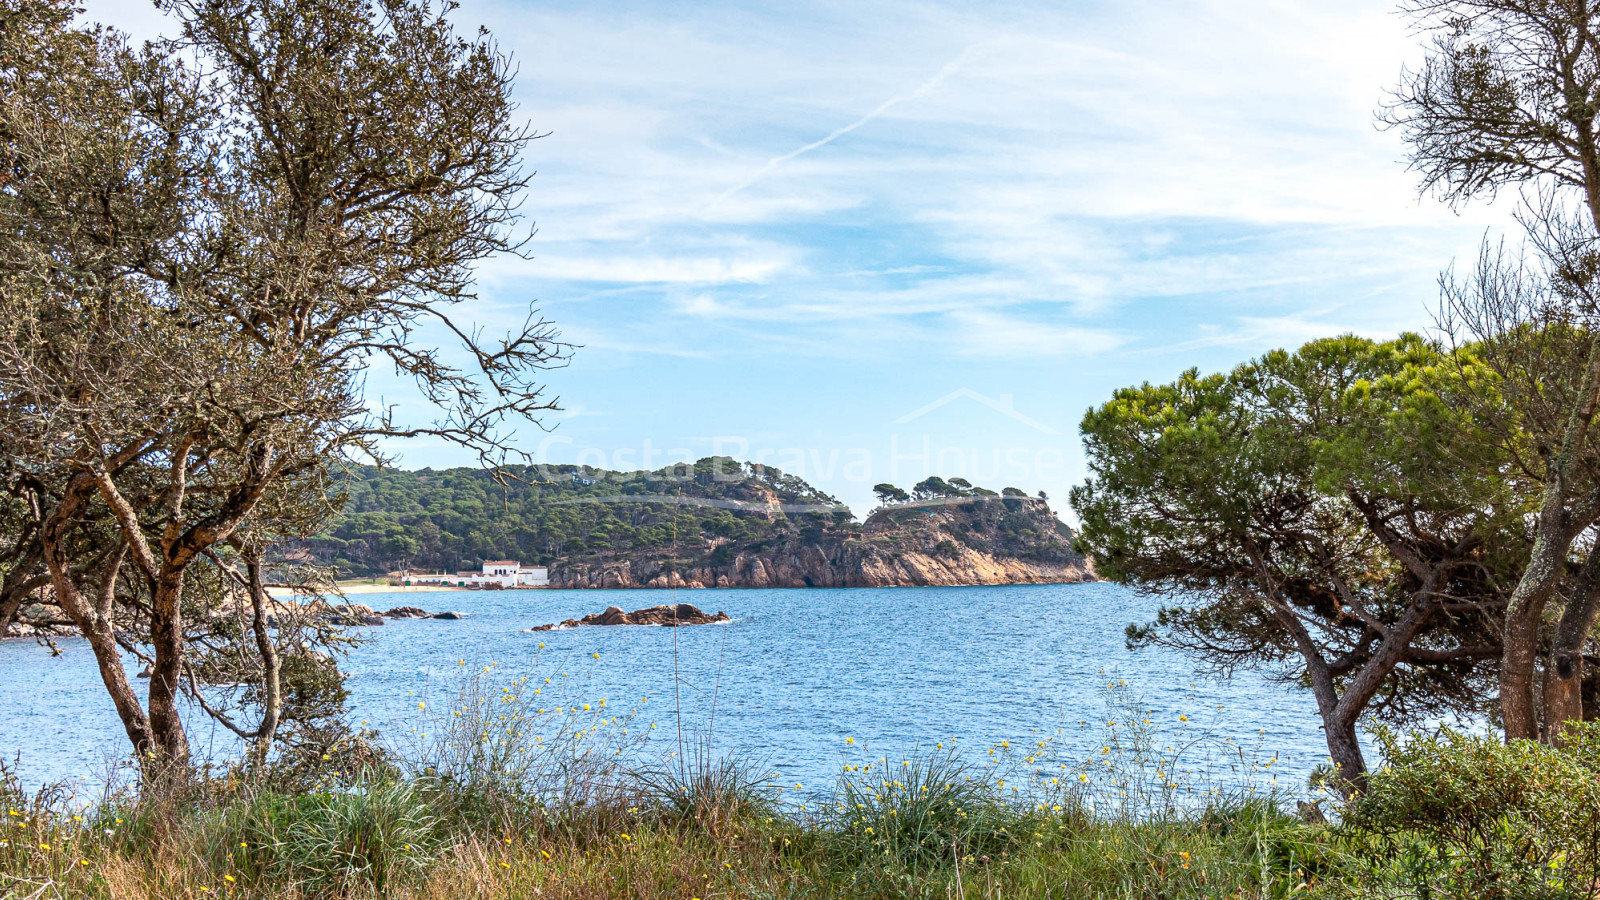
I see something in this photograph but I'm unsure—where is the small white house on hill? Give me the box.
[408,561,549,588]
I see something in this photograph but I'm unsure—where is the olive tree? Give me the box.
[0,0,566,764]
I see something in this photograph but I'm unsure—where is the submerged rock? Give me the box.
[529,602,730,631]
[431,611,465,620]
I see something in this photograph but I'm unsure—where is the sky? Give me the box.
[89,0,1517,517]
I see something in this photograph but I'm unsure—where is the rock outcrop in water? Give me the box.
[529,603,730,631]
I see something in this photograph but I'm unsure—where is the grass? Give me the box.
[0,773,1339,899]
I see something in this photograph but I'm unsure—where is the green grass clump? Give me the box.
[193,776,443,895]
[823,749,1031,871]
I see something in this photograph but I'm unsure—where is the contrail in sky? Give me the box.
[713,42,989,206]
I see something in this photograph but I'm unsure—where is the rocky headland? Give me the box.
[295,459,1096,591]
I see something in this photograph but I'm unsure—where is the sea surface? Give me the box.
[0,583,1342,798]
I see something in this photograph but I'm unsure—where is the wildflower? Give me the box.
[592,652,599,659]
[845,737,854,744]
[500,861,511,868]
[541,850,551,859]
[224,875,236,883]
[418,702,426,710]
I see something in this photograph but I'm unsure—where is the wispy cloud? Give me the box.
[712,42,992,205]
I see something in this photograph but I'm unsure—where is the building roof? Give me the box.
[483,560,520,567]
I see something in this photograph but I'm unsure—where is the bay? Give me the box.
[0,583,1336,797]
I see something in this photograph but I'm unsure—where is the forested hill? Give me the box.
[298,459,1094,588]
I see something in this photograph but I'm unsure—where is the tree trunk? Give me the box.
[1504,332,1600,741]
[38,496,154,754]
[246,557,281,765]
[1325,714,1367,799]
[1502,534,1569,740]
[1544,546,1600,743]
[146,571,189,762]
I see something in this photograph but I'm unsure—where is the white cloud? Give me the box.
[947,310,1125,358]
[80,0,1513,362]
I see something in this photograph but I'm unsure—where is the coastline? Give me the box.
[265,583,466,599]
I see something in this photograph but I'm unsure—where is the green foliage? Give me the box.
[1343,725,1600,900]
[873,482,911,505]
[302,458,852,575]
[1071,334,1525,748]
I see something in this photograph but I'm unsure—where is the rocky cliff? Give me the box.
[547,495,1094,589]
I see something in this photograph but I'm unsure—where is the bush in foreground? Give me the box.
[1342,725,1600,900]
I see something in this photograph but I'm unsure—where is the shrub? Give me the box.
[1342,725,1600,900]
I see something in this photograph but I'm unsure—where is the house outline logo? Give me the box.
[892,389,1060,435]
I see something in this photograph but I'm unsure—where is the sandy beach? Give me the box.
[265,582,465,599]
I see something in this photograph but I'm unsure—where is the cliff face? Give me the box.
[548,496,1094,589]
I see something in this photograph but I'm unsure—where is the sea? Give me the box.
[0,582,1345,800]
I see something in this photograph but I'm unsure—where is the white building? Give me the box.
[407,561,549,588]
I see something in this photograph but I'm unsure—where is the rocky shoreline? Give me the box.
[4,600,464,639]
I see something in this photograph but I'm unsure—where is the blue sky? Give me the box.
[93,0,1516,516]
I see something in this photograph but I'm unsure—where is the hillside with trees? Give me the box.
[296,460,1092,587]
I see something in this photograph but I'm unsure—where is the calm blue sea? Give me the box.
[0,583,1340,796]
